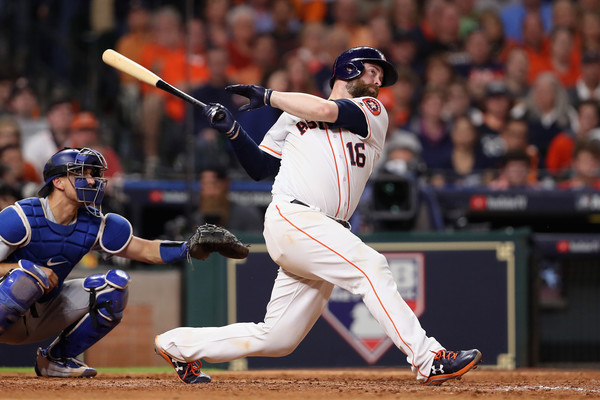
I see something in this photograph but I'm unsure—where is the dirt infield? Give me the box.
[1,368,600,399]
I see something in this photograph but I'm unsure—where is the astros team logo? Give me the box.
[322,253,425,364]
[363,98,381,116]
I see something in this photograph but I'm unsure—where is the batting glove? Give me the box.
[203,103,240,139]
[226,84,273,111]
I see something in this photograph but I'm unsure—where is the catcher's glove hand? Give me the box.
[187,224,250,260]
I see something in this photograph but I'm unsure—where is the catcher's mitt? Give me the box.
[187,224,250,260]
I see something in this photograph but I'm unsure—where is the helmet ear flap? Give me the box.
[345,61,363,78]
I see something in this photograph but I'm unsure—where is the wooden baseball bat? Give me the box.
[102,49,224,120]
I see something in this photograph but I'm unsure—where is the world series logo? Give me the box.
[322,252,425,364]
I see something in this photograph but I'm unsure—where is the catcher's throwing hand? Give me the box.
[187,224,250,260]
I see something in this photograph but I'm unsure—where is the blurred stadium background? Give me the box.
[0,0,599,370]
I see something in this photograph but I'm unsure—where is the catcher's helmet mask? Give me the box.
[329,46,398,88]
[38,147,108,216]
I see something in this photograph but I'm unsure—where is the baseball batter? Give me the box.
[155,47,481,385]
[0,147,242,379]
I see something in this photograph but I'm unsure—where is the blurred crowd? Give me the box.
[0,0,600,216]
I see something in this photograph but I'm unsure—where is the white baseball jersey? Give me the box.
[259,96,388,221]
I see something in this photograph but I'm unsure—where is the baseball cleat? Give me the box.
[154,335,211,384]
[34,347,97,378]
[424,349,481,386]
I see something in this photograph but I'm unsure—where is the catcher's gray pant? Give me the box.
[0,279,88,344]
[157,200,444,382]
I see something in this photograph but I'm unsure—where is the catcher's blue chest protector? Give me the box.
[2,198,101,300]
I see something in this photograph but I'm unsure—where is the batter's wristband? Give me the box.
[226,121,241,140]
[264,89,273,106]
[159,241,188,263]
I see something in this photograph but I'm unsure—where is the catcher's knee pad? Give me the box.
[47,269,130,359]
[0,260,50,335]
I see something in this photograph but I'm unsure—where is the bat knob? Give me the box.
[213,110,226,122]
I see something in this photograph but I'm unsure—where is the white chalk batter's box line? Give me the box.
[481,385,600,394]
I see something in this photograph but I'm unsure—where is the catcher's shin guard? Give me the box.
[0,260,49,335]
[45,269,130,359]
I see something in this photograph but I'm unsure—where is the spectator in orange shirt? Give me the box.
[293,0,327,23]
[557,140,600,189]
[528,27,581,88]
[548,27,581,89]
[138,6,185,96]
[546,100,600,178]
[114,4,152,130]
[522,12,551,82]
[114,4,152,87]
[137,6,185,177]
[160,18,211,124]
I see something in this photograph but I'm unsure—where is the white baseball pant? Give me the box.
[157,200,443,381]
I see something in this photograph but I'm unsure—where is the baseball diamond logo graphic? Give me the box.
[322,252,425,364]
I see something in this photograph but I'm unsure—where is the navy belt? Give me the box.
[291,199,351,229]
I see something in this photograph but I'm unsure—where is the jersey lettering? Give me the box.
[296,120,329,135]
[296,121,309,135]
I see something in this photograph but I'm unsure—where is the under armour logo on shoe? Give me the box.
[431,365,444,375]
[175,364,184,372]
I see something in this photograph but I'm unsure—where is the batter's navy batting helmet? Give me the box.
[38,147,107,215]
[329,46,398,88]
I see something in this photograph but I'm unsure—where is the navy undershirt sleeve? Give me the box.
[328,98,369,138]
[228,126,281,181]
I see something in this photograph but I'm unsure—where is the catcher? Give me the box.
[0,147,248,378]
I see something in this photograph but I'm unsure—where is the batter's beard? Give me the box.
[346,80,379,98]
